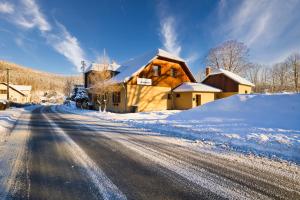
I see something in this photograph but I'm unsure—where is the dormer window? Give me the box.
[153,65,161,76]
[170,68,177,77]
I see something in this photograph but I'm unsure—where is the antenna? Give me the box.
[81,61,86,87]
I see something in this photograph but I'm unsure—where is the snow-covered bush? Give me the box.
[71,87,89,109]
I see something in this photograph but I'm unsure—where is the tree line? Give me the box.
[204,40,300,93]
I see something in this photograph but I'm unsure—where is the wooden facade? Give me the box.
[202,74,239,92]
[85,50,254,113]
[128,57,195,89]
[106,57,196,112]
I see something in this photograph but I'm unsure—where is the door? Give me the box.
[196,94,201,106]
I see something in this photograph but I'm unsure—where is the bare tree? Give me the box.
[64,79,74,97]
[206,40,250,75]
[286,53,300,92]
[273,62,291,92]
[195,68,206,82]
[258,67,272,93]
[88,69,118,112]
[246,64,261,88]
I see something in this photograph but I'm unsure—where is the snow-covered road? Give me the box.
[1,105,300,199]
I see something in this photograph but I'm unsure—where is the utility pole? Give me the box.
[81,60,86,87]
[6,68,10,101]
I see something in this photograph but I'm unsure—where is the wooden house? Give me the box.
[202,67,255,99]
[0,83,31,103]
[85,49,254,112]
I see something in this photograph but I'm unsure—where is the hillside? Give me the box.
[0,60,82,101]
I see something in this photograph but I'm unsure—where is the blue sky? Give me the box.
[0,0,300,75]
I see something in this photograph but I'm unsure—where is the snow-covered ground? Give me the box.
[0,107,24,143]
[0,105,39,198]
[58,93,300,164]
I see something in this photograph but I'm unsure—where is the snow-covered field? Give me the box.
[58,93,300,164]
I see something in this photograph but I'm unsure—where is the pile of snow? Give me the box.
[0,99,8,104]
[57,94,300,164]
[168,94,300,129]
[0,109,21,143]
[0,106,38,143]
[166,94,300,163]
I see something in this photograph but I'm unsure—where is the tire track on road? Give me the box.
[52,105,300,200]
[50,106,223,200]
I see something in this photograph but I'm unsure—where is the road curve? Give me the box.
[6,105,300,200]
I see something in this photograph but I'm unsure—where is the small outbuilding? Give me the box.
[0,82,32,103]
[172,82,222,110]
[202,68,255,99]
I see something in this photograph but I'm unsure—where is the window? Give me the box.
[170,68,177,77]
[153,65,161,76]
[112,92,121,104]
[176,94,180,98]
[245,90,248,94]
[0,90,6,94]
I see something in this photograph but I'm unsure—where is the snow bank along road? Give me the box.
[1,106,300,200]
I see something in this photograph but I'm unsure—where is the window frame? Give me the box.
[152,65,161,77]
[170,67,177,77]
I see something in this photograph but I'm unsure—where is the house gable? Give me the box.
[0,83,26,96]
[110,49,195,85]
[127,57,195,88]
[202,73,240,92]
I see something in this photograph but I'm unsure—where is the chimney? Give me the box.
[205,67,211,77]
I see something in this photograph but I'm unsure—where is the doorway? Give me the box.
[196,94,201,106]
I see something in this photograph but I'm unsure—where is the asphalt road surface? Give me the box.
[5,106,300,200]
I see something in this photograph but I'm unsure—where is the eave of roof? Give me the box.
[173,82,222,93]
[0,82,27,96]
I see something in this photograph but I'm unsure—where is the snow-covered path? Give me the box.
[1,105,300,199]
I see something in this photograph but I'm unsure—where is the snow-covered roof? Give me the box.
[10,84,32,91]
[111,49,188,83]
[85,62,120,72]
[0,82,31,96]
[173,82,222,93]
[203,69,255,87]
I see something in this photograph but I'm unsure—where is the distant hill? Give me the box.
[0,60,82,102]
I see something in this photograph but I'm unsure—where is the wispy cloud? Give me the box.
[0,0,86,71]
[45,22,86,72]
[15,37,24,47]
[215,0,300,64]
[0,1,14,13]
[15,0,51,32]
[185,52,199,64]
[160,16,181,56]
